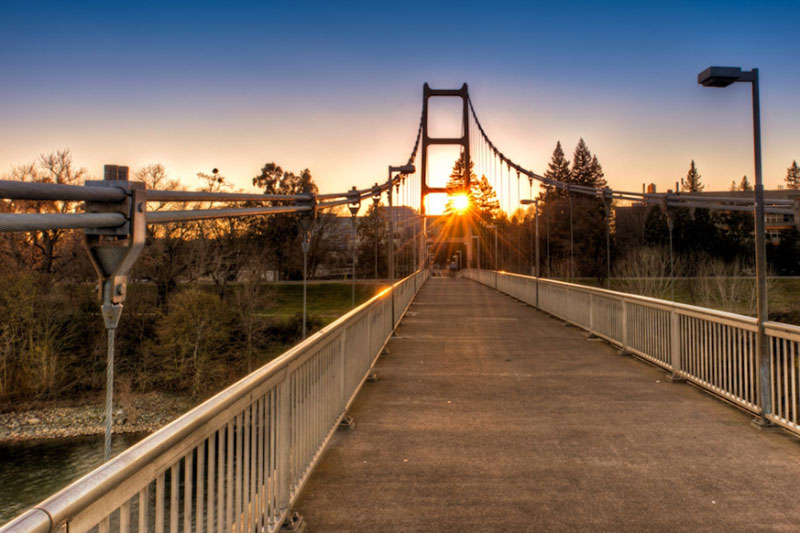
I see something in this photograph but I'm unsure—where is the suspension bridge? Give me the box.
[2,82,800,531]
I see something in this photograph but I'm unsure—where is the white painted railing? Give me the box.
[465,269,800,436]
[2,270,429,533]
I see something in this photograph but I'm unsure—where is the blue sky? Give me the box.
[1,1,798,198]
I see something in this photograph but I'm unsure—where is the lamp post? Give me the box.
[521,198,540,306]
[698,65,770,426]
[488,223,499,288]
[347,186,361,309]
[388,164,415,329]
[471,235,480,270]
[371,184,381,279]
[299,215,312,340]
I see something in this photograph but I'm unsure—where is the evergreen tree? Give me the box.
[444,154,500,220]
[786,160,800,190]
[681,160,704,192]
[739,175,752,191]
[543,141,571,197]
[589,154,607,188]
[471,175,501,220]
[570,138,595,187]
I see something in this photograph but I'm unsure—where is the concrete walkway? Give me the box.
[294,278,800,532]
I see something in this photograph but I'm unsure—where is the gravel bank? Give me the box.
[0,393,194,443]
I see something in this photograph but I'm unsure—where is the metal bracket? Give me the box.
[279,512,306,532]
[347,186,361,217]
[83,166,146,328]
[339,415,355,430]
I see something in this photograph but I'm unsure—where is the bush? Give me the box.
[0,271,96,400]
[154,289,237,395]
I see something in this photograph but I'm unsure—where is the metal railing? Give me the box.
[2,269,429,533]
[465,269,800,436]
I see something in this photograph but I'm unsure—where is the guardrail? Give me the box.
[2,269,429,533]
[465,269,800,437]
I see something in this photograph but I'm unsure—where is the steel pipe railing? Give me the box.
[146,205,311,224]
[145,190,309,203]
[0,212,127,232]
[465,269,800,437]
[0,179,127,202]
[0,269,429,533]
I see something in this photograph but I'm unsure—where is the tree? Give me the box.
[443,153,501,220]
[570,138,604,188]
[739,175,752,191]
[543,141,571,198]
[3,150,89,273]
[357,202,388,278]
[681,160,704,192]
[471,175,502,220]
[250,163,319,279]
[589,154,607,188]
[132,164,196,306]
[786,160,800,190]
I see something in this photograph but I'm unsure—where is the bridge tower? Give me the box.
[420,82,473,269]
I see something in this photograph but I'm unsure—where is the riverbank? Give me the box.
[0,392,194,443]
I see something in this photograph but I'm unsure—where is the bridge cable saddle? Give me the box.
[83,164,146,460]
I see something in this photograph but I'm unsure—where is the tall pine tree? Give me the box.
[589,154,607,188]
[571,138,595,187]
[785,160,800,190]
[681,160,704,192]
[739,175,752,191]
[543,141,571,196]
[444,153,500,219]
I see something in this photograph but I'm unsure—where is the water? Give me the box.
[0,433,146,525]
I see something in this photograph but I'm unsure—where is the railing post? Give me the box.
[668,309,684,382]
[340,330,347,413]
[589,293,595,335]
[277,375,291,515]
[621,298,629,354]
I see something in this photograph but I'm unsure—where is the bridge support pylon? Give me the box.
[419,82,473,270]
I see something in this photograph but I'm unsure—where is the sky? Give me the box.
[1,0,798,205]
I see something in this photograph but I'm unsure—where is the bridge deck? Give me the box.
[295,278,800,531]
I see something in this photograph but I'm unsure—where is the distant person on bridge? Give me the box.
[449,260,456,277]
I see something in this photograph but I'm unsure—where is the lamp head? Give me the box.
[698,66,745,87]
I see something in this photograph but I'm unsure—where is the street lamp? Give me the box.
[521,198,540,307]
[488,223,499,289]
[371,183,381,280]
[471,235,480,270]
[387,164,415,328]
[347,186,361,309]
[698,65,770,426]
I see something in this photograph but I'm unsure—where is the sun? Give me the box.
[450,193,470,213]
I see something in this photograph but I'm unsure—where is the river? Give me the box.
[0,433,146,525]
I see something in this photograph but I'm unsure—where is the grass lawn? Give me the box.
[255,282,387,325]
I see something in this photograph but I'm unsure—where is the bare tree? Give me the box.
[614,247,679,299]
[3,150,89,273]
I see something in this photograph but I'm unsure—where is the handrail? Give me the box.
[497,271,759,329]
[1,269,430,533]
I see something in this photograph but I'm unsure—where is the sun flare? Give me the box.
[450,193,470,213]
